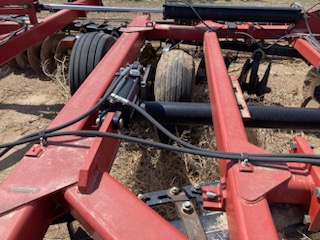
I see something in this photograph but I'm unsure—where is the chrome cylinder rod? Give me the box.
[41,4,163,13]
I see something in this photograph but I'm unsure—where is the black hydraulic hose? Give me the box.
[1,130,320,165]
[2,91,320,164]
[110,93,217,154]
[110,94,320,161]
[2,82,320,164]
[0,16,28,46]
[0,67,130,158]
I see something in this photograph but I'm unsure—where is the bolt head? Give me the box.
[241,159,249,167]
[118,118,124,129]
[129,69,141,77]
[290,141,297,150]
[137,193,145,201]
[170,187,179,195]
[181,201,193,213]
[206,191,217,200]
[303,215,311,225]
[182,201,192,208]
[193,184,201,191]
[315,188,320,198]
[22,4,30,10]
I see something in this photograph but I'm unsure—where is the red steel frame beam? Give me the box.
[64,173,186,239]
[0,22,21,35]
[0,196,63,240]
[292,38,320,70]
[291,9,320,69]
[204,32,277,239]
[203,31,316,239]
[147,22,290,42]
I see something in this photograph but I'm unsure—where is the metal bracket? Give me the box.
[167,187,207,240]
[137,182,218,208]
[238,159,254,172]
[25,144,43,158]
[202,185,224,210]
[231,77,251,119]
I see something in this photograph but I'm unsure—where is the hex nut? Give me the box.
[118,118,124,129]
[137,193,145,201]
[315,187,320,198]
[181,201,193,213]
[170,187,179,195]
[206,191,217,200]
[290,141,297,150]
[303,215,311,225]
[193,184,201,191]
[241,159,249,167]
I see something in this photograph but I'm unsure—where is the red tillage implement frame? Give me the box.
[1,0,320,239]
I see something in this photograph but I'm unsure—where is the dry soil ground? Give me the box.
[0,0,319,239]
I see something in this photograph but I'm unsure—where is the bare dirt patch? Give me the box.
[0,69,67,182]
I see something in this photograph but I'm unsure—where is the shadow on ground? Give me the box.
[0,103,64,120]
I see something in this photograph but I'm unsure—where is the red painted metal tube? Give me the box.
[147,24,205,42]
[78,112,120,193]
[64,173,187,240]
[0,196,58,240]
[203,31,249,170]
[292,38,320,69]
[204,32,281,239]
[0,22,20,35]
[147,22,289,42]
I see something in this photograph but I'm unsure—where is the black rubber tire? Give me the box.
[154,49,195,143]
[154,49,195,102]
[68,32,116,95]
